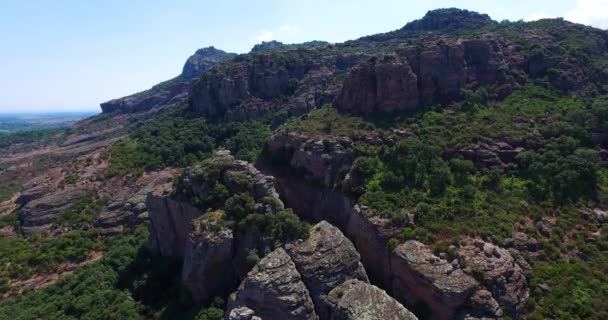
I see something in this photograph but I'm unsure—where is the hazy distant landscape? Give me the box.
[0,112,97,134]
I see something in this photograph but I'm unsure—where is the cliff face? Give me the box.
[189,50,342,121]
[333,38,525,114]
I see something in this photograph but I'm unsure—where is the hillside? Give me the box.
[1,8,608,320]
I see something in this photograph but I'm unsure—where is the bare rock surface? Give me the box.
[285,221,369,319]
[458,239,529,317]
[20,188,88,234]
[227,248,318,320]
[327,279,418,320]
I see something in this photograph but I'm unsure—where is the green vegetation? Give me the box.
[0,230,101,283]
[279,84,608,318]
[57,193,106,227]
[0,225,225,319]
[0,213,17,228]
[280,105,375,139]
[527,240,608,319]
[0,127,64,149]
[105,106,270,177]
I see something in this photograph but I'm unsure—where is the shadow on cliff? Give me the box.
[114,243,210,319]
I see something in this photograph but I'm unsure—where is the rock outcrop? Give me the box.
[19,188,88,234]
[181,46,237,80]
[226,248,319,320]
[227,221,421,320]
[456,141,525,168]
[333,54,420,114]
[101,47,235,113]
[189,50,319,120]
[334,37,524,114]
[458,239,529,317]
[146,151,289,302]
[327,279,418,320]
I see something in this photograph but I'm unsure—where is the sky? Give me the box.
[0,0,606,113]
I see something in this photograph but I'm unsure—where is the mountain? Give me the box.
[1,8,608,320]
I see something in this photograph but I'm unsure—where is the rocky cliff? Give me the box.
[185,9,608,120]
[146,151,420,319]
[100,46,236,113]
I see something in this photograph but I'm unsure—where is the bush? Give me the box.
[225,193,255,221]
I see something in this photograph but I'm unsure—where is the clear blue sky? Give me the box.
[0,0,604,113]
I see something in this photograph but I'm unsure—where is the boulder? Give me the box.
[327,279,418,320]
[226,248,318,320]
[285,221,369,319]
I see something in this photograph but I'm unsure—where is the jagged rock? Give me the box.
[327,279,418,320]
[20,188,88,234]
[180,150,280,204]
[285,221,369,319]
[391,240,478,320]
[251,40,286,52]
[458,239,529,317]
[181,46,237,80]
[182,218,237,303]
[227,248,318,320]
[16,167,64,206]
